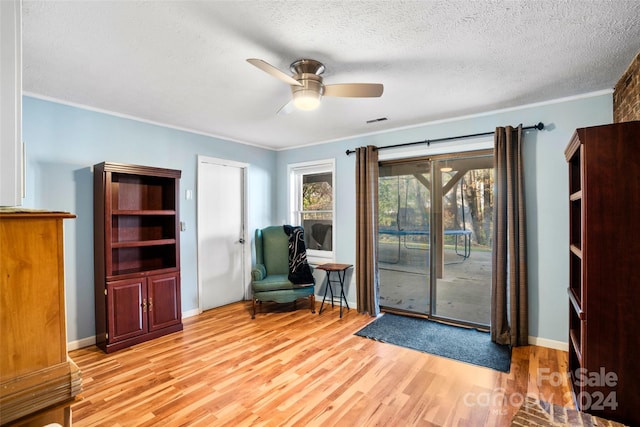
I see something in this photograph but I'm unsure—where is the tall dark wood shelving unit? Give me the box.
[564,121,640,426]
[94,162,182,353]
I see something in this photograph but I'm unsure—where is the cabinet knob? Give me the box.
[149,298,153,310]
[142,298,147,312]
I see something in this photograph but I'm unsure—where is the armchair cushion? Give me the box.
[252,274,299,292]
[260,226,290,275]
[252,273,315,292]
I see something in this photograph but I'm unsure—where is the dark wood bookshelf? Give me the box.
[94,162,182,353]
[564,121,640,426]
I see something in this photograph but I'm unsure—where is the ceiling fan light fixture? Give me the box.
[292,90,321,110]
[291,74,323,111]
[291,75,323,110]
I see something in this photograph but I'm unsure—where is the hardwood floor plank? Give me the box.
[70,302,571,426]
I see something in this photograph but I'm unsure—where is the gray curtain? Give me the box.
[355,145,380,316]
[491,125,529,346]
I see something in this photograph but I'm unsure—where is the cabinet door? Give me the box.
[107,278,147,343]
[147,272,181,332]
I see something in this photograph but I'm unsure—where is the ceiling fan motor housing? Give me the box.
[290,60,326,110]
[291,73,324,96]
[290,59,326,99]
[290,59,325,76]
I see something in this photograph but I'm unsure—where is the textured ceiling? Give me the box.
[22,1,640,150]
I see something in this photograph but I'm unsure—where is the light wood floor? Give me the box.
[69,301,573,426]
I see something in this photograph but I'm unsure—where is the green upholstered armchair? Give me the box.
[251,226,316,319]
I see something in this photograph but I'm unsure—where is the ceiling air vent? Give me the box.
[366,117,388,124]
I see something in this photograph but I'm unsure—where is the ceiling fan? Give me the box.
[247,58,384,112]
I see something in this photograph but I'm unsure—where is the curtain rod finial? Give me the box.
[536,122,544,130]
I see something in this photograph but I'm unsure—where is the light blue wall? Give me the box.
[276,93,613,344]
[22,96,277,344]
[22,93,613,346]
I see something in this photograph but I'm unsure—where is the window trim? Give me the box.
[288,158,336,264]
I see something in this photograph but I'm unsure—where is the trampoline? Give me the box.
[379,174,472,265]
[379,228,472,264]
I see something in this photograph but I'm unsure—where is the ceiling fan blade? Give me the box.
[247,58,303,87]
[323,83,384,98]
[276,100,295,115]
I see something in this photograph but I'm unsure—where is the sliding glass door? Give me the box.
[378,160,432,314]
[378,151,493,328]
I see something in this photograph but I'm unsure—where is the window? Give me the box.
[289,159,335,263]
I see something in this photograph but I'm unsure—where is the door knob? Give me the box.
[239,238,245,244]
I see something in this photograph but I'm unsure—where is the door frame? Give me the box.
[196,155,250,313]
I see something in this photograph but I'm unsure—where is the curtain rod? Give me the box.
[345,122,545,156]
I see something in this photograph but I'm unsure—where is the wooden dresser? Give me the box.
[0,209,82,426]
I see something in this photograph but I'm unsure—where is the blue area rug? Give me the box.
[355,313,511,372]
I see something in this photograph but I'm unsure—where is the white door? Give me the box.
[197,156,247,311]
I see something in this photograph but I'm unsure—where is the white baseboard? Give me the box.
[67,335,96,351]
[182,308,201,319]
[528,336,568,351]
